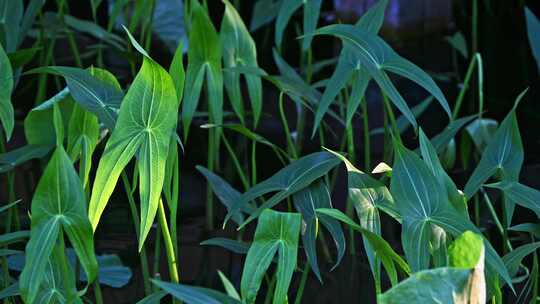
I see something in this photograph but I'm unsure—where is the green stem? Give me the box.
[382,94,401,144]
[157,199,180,284]
[121,172,152,295]
[278,92,298,159]
[206,130,215,230]
[345,124,356,255]
[251,141,257,186]
[481,190,512,251]
[222,133,249,190]
[153,220,162,281]
[452,54,478,119]
[93,279,104,304]
[293,263,310,304]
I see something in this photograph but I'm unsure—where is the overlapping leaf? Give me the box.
[19,147,97,304]
[241,209,300,304]
[88,29,179,250]
[292,180,345,282]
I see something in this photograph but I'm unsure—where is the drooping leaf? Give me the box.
[465,118,498,152]
[200,237,250,255]
[312,24,451,131]
[485,181,540,219]
[221,0,262,126]
[316,208,410,285]
[182,0,222,139]
[0,144,52,173]
[19,147,97,304]
[229,152,340,229]
[241,209,300,304]
[27,66,124,130]
[67,249,132,288]
[292,180,345,282]
[0,43,14,140]
[391,142,513,288]
[153,279,242,304]
[525,7,540,72]
[89,29,179,250]
[502,242,540,278]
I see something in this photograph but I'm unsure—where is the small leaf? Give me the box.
[0,43,14,140]
[218,270,241,300]
[152,279,242,304]
[241,209,301,304]
[200,237,250,255]
[446,32,468,59]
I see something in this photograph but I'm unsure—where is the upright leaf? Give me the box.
[89,29,179,249]
[182,1,222,139]
[0,0,22,52]
[241,210,301,304]
[301,0,322,50]
[525,7,540,72]
[220,0,262,126]
[19,147,97,304]
[0,43,14,140]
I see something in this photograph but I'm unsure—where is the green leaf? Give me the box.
[182,0,222,139]
[391,142,512,288]
[465,118,498,152]
[316,208,410,284]
[241,209,301,304]
[0,43,14,140]
[89,29,179,250]
[200,237,250,255]
[136,291,167,304]
[509,223,540,238]
[429,115,476,154]
[325,148,398,279]
[152,279,241,304]
[196,165,246,225]
[0,144,52,173]
[525,7,540,72]
[418,129,467,217]
[464,91,526,199]
[275,0,302,47]
[312,0,388,136]
[0,283,18,300]
[446,32,468,59]
[250,0,281,31]
[218,270,241,300]
[292,180,345,282]
[378,267,472,304]
[19,147,97,304]
[485,181,540,219]
[371,96,433,136]
[7,46,40,69]
[0,0,22,52]
[27,66,124,130]
[19,0,46,47]
[311,24,451,130]
[169,41,186,105]
[230,152,341,229]
[0,230,29,246]
[301,0,322,50]
[221,0,262,126]
[502,242,540,278]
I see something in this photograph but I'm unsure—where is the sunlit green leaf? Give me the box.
[89,29,179,250]
[241,209,300,304]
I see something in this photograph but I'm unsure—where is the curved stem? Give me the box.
[158,199,180,284]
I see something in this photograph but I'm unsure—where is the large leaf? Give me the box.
[182,0,222,139]
[19,147,97,304]
[292,180,345,282]
[0,43,14,140]
[28,66,124,130]
[378,268,472,303]
[485,181,540,219]
[152,279,241,304]
[89,29,179,250]
[525,7,540,72]
[312,0,388,136]
[311,24,451,131]
[220,0,262,126]
[229,151,341,228]
[241,209,300,304]
[391,142,513,288]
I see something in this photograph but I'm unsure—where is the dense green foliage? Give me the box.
[1,0,540,303]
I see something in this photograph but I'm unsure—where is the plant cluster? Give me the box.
[0,0,540,303]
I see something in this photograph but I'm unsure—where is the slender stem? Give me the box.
[222,133,249,190]
[278,92,298,159]
[157,199,180,284]
[121,172,152,295]
[382,94,401,144]
[361,99,371,170]
[206,130,215,230]
[294,263,310,304]
[481,190,512,251]
[251,141,257,186]
[93,279,104,304]
[345,124,356,255]
[153,220,162,281]
[452,55,478,119]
